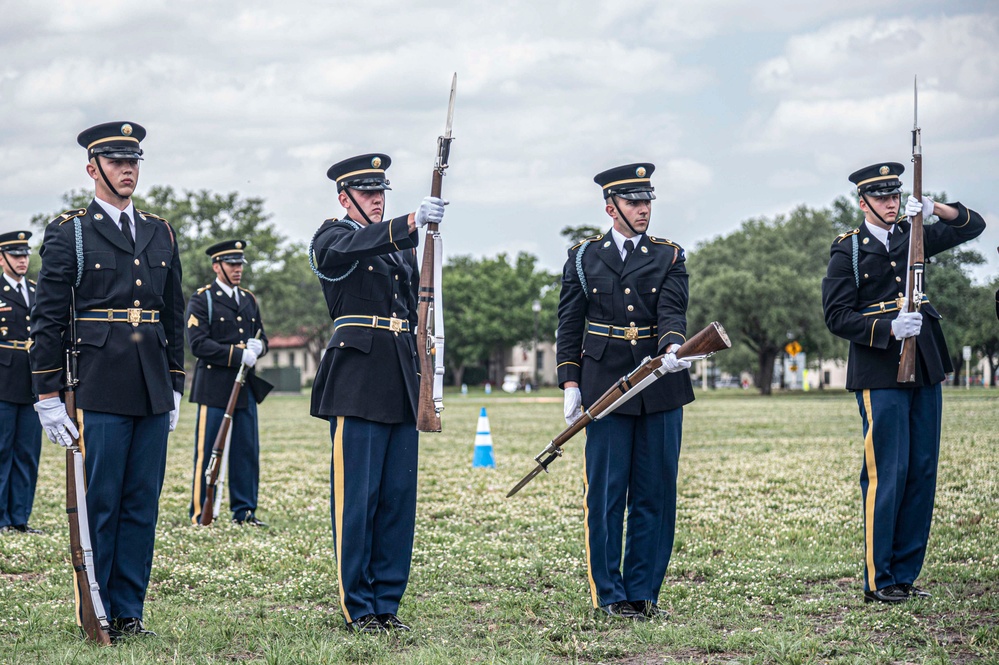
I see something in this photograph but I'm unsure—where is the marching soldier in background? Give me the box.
[310,153,445,633]
[187,240,270,526]
[822,162,985,603]
[30,121,185,639]
[0,231,43,535]
[557,163,693,621]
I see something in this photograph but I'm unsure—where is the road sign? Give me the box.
[785,340,802,356]
[963,345,972,361]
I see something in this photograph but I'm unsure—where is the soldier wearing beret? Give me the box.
[187,240,271,526]
[822,162,986,603]
[30,122,185,639]
[309,153,445,633]
[557,163,694,620]
[0,231,43,535]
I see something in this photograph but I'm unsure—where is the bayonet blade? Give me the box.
[913,75,918,129]
[506,462,547,497]
[444,72,457,139]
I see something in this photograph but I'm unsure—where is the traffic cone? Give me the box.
[472,407,496,468]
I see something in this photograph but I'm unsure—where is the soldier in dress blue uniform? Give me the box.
[557,163,694,620]
[309,153,445,633]
[822,162,986,603]
[30,121,185,639]
[0,231,43,535]
[187,239,271,526]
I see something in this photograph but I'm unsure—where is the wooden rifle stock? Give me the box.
[507,322,731,497]
[64,391,112,645]
[898,77,924,383]
[415,168,443,432]
[199,332,259,526]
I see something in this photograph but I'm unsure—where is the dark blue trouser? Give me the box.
[329,416,418,623]
[189,389,260,523]
[78,409,169,620]
[0,400,42,528]
[856,385,941,592]
[583,408,682,608]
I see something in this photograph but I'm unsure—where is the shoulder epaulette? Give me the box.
[570,234,603,251]
[136,209,168,223]
[835,229,860,243]
[239,287,256,300]
[28,278,36,285]
[54,208,87,226]
[649,236,681,249]
[196,284,212,295]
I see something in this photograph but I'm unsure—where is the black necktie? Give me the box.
[623,239,635,261]
[16,281,27,307]
[120,212,134,250]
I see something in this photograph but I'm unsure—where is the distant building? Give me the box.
[256,335,317,387]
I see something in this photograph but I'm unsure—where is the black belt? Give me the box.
[76,309,160,325]
[860,295,929,316]
[0,339,31,350]
[333,315,409,333]
[586,322,656,341]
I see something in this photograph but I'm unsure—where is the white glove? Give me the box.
[169,391,182,432]
[660,352,692,374]
[891,311,923,339]
[34,397,79,448]
[563,387,583,425]
[241,347,258,368]
[246,338,264,355]
[415,196,447,228]
[905,195,934,219]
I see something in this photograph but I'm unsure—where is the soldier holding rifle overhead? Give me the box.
[821,161,984,604]
[0,231,43,535]
[557,163,694,621]
[30,121,185,640]
[187,240,271,527]
[309,153,445,634]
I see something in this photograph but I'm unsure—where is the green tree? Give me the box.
[926,247,985,385]
[559,224,604,247]
[442,252,558,386]
[687,206,844,394]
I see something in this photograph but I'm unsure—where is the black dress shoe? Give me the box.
[630,600,669,619]
[0,525,13,534]
[347,614,387,634]
[595,601,645,620]
[13,524,44,535]
[898,583,931,599]
[376,614,411,631]
[111,618,157,637]
[864,584,909,604]
[232,512,268,528]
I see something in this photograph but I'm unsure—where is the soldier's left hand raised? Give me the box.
[905,195,934,219]
[169,391,182,432]
[416,196,448,228]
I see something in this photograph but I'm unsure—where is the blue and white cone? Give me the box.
[472,407,496,468]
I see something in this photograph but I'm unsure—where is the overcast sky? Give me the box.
[2,0,997,281]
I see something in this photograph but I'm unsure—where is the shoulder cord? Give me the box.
[575,240,591,298]
[74,218,84,288]
[206,289,213,321]
[851,234,860,288]
[309,219,361,283]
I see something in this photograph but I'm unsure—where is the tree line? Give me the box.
[30,187,998,392]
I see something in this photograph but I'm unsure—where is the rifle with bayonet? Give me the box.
[64,291,112,645]
[507,321,731,497]
[199,330,261,526]
[416,73,456,432]
[898,76,924,383]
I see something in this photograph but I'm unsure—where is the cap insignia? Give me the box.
[17,233,24,240]
[235,241,243,249]
[636,166,647,177]
[371,156,382,168]
[121,124,133,136]
[879,165,889,175]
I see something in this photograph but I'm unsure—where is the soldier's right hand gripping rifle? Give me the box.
[50,291,112,644]
[507,321,732,497]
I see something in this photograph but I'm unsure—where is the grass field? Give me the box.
[1,388,997,664]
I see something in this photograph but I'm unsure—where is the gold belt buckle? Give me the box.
[127,308,142,326]
[389,317,404,333]
[895,297,906,311]
[624,324,639,341]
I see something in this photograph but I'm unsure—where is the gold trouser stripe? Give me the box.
[581,446,599,608]
[191,405,208,524]
[861,390,880,591]
[72,410,87,627]
[332,417,351,623]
